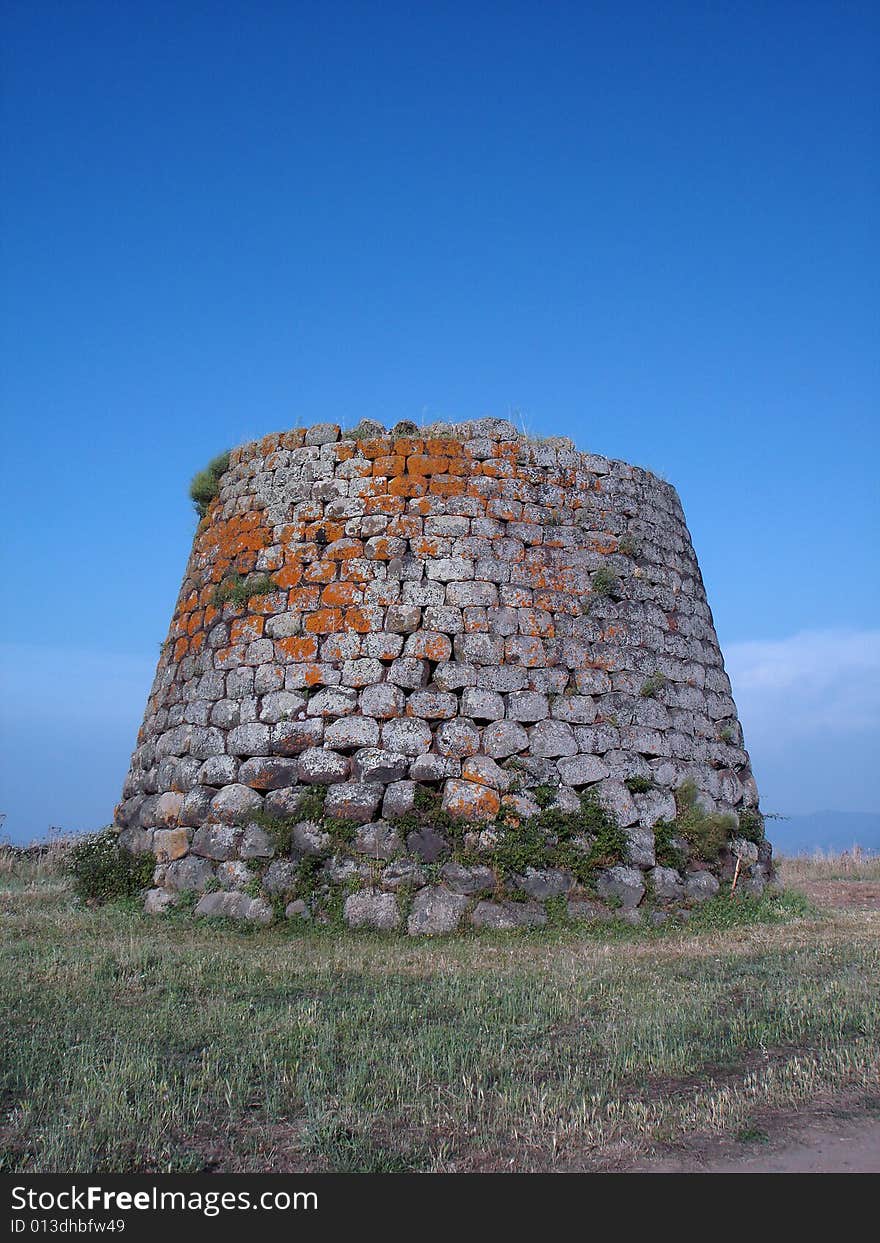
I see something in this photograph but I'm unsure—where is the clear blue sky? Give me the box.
[1,1,877,842]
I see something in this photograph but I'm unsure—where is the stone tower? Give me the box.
[116,418,773,931]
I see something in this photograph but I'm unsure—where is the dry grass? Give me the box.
[1,847,878,1173]
[778,847,880,884]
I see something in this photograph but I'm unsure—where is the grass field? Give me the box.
[1,846,878,1172]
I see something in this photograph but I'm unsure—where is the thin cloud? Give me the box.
[725,629,880,735]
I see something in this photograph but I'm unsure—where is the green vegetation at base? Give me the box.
[654,779,737,865]
[68,829,155,905]
[0,847,874,1174]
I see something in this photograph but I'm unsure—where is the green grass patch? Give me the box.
[0,856,873,1174]
[189,451,231,519]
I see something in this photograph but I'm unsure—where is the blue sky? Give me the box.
[1,1,877,842]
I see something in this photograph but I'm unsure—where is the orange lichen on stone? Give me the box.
[365,495,406,516]
[275,636,319,662]
[405,454,449,476]
[304,608,344,634]
[406,631,452,662]
[372,455,406,477]
[230,616,264,644]
[303,560,338,584]
[442,779,501,819]
[343,606,384,633]
[359,436,393,459]
[274,565,303,590]
[321,581,361,607]
[429,476,467,496]
[394,437,423,455]
[389,477,427,498]
[288,587,321,611]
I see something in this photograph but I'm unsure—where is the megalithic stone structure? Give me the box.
[116,418,773,931]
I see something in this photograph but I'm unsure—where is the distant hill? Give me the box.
[771,811,880,856]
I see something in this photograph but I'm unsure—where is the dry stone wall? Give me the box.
[116,417,773,931]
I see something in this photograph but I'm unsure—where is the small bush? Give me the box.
[639,671,666,698]
[672,780,736,862]
[492,792,627,886]
[211,572,277,608]
[653,819,686,870]
[738,808,766,844]
[532,784,557,809]
[625,775,653,795]
[591,566,620,597]
[69,830,155,904]
[617,534,639,558]
[189,451,231,518]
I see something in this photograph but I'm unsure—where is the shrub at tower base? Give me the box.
[114,418,774,932]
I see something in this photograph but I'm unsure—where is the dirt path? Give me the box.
[633,1108,880,1173]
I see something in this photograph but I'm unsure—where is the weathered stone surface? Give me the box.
[596,865,645,910]
[470,900,547,929]
[344,888,400,930]
[272,719,324,755]
[287,819,328,855]
[595,779,639,827]
[144,887,177,915]
[461,754,510,791]
[684,870,720,903]
[440,861,495,895]
[624,827,656,868]
[285,898,311,920]
[227,723,271,757]
[382,717,433,755]
[405,827,450,862]
[238,757,301,790]
[730,837,759,863]
[353,820,403,859]
[516,868,573,899]
[359,682,406,718]
[557,754,609,786]
[192,823,241,860]
[323,783,383,823]
[118,826,154,854]
[209,784,262,824]
[461,688,505,721]
[307,687,358,718]
[324,717,380,750]
[118,421,765,924]
[194,890,273,923]
[163,855,215,892]
[649,866,685,900]
[297,747,349,783]
[566,898,615,923]
[381,858,426,890]
[482,720,529,759]
[154,791,184,827]
[153,828,188,862]
[442,778,501,819]
[353,748,410,783]
[408,887,469,935]
[382,780,416,818]
[304,421,340,445]
[262,858,301,893]
[507,691,549,722]
[240,823,275,858]
[217,860,253,890]
[435,719,481,758]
